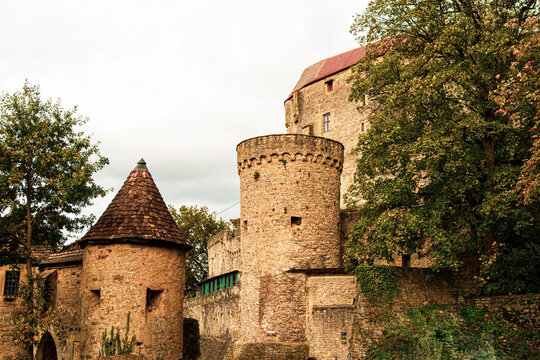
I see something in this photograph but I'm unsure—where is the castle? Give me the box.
[0,159,192,360]
[184,47,442,359]
[1,47,536,360]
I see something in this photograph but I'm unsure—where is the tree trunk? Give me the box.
[483,134,496,251]
[25,184,35,360]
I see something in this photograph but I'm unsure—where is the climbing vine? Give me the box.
[356,265,401,306]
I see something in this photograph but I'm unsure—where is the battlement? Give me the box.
[236,134,344,174]
[208,228,241,278]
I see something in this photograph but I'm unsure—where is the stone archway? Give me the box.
[36,332,57,360]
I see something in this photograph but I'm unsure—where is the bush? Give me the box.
[365,304,540,359]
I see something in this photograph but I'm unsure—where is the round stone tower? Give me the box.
[236,134,343,356]
[78,160,191,360]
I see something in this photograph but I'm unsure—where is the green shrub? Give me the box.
[365,304,540,359]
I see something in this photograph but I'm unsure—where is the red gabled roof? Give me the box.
[79,159,191,250]
[286,46,367,100]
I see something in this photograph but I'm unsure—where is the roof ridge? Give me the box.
[286,46,367,100]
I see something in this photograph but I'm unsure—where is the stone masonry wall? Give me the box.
[236,135,343,349]
[0,264,28,360]
[307,275,356,360]
[472,294,540,331]
[183,285,240,340]
[208,229,241,278]
[285,68,373,208]
[80,242,186,360]
[47,264,83,360]
[350,267,479,358]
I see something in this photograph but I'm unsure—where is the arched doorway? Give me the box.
[37,332,57,360]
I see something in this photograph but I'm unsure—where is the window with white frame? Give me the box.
[323,113,331,132]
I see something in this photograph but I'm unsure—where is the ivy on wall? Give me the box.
[356,265,401,306]
[364,303,540,360]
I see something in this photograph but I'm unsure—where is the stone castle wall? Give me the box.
[306,275,356,360]
[184,285,240,340]
[208,229,241,278]
[45,264,83,360]
[236,134,344,353]
[0,264,28,360]
[285,68,373,207]
[80,242,186,360]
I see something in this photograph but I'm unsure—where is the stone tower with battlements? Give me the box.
[235,134,344,358]
[78,159,191,360]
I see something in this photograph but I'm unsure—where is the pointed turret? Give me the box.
[79,159,191,249]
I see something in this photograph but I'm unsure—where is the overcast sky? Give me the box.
[0,0,368,240]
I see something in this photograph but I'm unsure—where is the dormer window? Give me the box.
[325,80,334,92]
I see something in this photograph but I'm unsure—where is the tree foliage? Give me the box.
[346,0,539,294]
[169,205,228,295]
[0,82,108,356]
[11,275,56,358]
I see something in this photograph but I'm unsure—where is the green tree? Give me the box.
[0,82,108,357]
[346,0,539,294]
[169,205,228,295]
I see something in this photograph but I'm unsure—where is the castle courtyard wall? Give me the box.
[183,285,240,340]
[306,275,356,360]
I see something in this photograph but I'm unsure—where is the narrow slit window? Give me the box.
[323,113,331,132]
[361,122,365,132]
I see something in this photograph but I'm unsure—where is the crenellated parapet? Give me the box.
[236,134,343,174]
[236,134,344,347]
[208,228,241,278]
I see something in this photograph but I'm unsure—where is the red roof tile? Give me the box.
[79,159,191,250]
[40,249,83,266]
[286,46,367,100]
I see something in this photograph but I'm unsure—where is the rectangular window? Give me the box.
[361,122,365,132]
[323,113,331,132]
[325,80,334,92]
[4,271,20,297]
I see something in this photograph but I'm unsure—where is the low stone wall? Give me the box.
[231,342,309,360]
[306,275,356,360]
[184,285,240,339]
[310,306,355,360]
[200,337,234,360]
[473,293,540,330]
[350,267,469,358]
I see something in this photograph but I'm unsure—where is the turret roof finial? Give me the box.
[135,158,147,170]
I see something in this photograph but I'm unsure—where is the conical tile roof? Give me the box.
[79,159,191,250]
